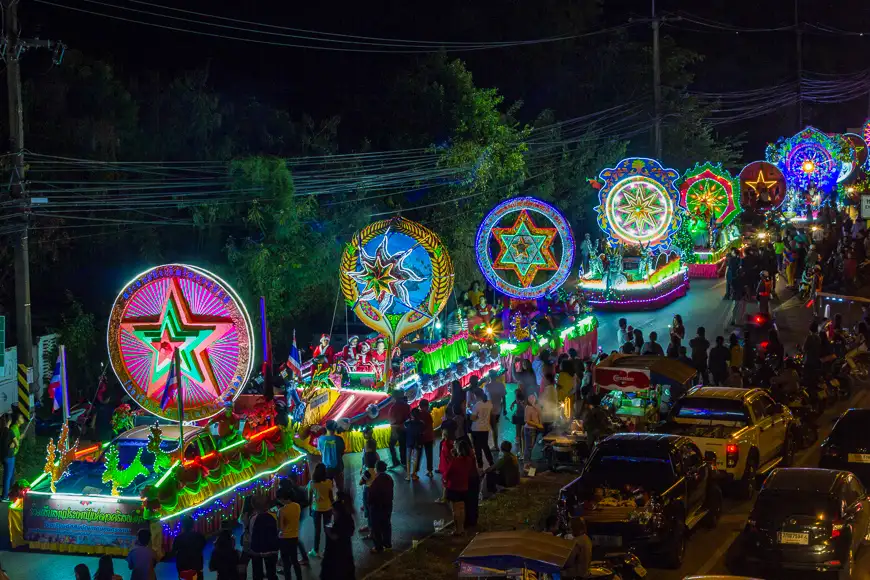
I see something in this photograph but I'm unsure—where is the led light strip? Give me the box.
[588,277,689,306]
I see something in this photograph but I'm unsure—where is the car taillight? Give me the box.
[726,444,739,467]
[832,521,844,539]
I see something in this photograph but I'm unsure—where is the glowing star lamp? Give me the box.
[802,159,815,174]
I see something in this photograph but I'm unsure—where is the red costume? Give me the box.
[312,334,335,364]
[339,340,358,362]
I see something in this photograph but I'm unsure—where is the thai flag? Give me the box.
[48,357,62,412]
[286,330,302,379]
[160,357,179,411]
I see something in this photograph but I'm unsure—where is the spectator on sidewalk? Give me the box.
[209,524,241,580]
[484,371,507,451]
[320,495,356,580]
[470,389,494,469]
[249,496,280,580]
[418,399,435,477]
[317,420,346,489]
[127,528,158,580]
[404,408,424,481]
[307,463,335,558]
[277,491,303,580]
[388,391,411,469]
[368,461,394,554]
[94,555,123,580]
[445,439,475,536]
[172,517,206,580]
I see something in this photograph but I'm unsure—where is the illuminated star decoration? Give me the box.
[347,235,424,313]
[490,210,558,287]
[745,170,777,195]
[120,280,234,401]
[614,183,666,235]
[687,180,727,217]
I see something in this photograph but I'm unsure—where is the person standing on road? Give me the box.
[307,463,335,558]
[320,496,356,580]
[2,411,23,501]
[249,496,280,580]
[317,420,346,489]
[522,394,544,463]
[617,318,631,349]
[94,555,123,580]
[387,391,411,470]
[209,524,241,580]
[172,517,207,580]
[404,408,424,481]
[708,336,730,386]
[666,334,681,359]
[445,439,475,536]
[277,491,303,580]
[484,371,506,451]
[127,528,158,580]
[670,315,686,342]
[417,399,435,477]
[641,332,664,356]
[368,461,394,554]
[689,327,711,384]
[469,389,494,469]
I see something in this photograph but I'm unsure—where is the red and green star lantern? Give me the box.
[678,162,740,227]
[107,264,254,422]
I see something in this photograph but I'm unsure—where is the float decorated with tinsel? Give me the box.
[11,264,308,557]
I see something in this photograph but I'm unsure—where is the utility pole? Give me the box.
[795,0,803,129]
[3,0,64,410]
[652,0,662,160]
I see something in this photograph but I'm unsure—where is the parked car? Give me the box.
[738,467,870,579]
[820,408,870,485]
[557,433,723,569]
[653,387,795,498]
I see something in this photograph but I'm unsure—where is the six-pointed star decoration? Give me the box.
[120,279,234,400]
[491,210,558,287]
[614,184,666,234]
[347,235,424,312]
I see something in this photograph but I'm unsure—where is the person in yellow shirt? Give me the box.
[277,491,302,580]
[307,463,335,557]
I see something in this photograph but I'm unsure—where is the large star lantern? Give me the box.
[491,210,558,287]
[347,235,424,313]
[614,184,666,234]
[119,279,234,401]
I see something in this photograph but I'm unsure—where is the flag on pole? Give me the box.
[59,346,71,423]
[160,354,179,411]
[48,357,62,411]
[286,330,302,379]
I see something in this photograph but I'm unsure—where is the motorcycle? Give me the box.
[589,551,647,580]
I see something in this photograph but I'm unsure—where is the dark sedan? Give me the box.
[740,468,870,578]
[820,408,870,485]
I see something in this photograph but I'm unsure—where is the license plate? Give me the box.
[848,453,870,464]
[591,535,622,547]
[778,532,809,545]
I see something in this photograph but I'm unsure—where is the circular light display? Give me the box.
[340,217,453,346]
[475,197,574,299]
[595,157,681,251]
[678,162,740,226]
[844,133,867,176]
[107,264,254,422]
[738,160,787,211]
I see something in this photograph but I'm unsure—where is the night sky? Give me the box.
[25,0,870,158]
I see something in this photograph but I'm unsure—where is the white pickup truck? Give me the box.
[654,387,795,498]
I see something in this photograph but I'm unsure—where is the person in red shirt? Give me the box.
[417,399,435,477]
[312,335,335,365]
[444,438,475,535]
[339,336,359,363]
[387,391,411,469]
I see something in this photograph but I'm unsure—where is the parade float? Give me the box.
[11,264,309,557]
[282,216,504,453]
[474,197,598,378]
[766,127,855,220]
[675,162,742,278]
[579,158,688,311]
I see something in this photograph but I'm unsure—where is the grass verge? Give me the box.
[365,471,576,580]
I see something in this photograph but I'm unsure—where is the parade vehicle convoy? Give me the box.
[653,387,795,498]
[558,433,723,569]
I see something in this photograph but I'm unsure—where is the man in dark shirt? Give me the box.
[725,249,741,300]
[172,517,207,580]
[388,391,411,469]
[689,327,711,384]
[708,335,730,386]
[368,461,394,553]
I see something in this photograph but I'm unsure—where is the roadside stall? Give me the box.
[594,354,696,432]
[457,530,580,580]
